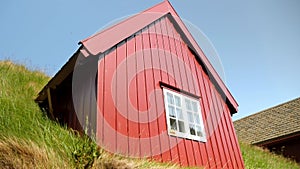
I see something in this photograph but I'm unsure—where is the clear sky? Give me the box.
[1,0,300,120]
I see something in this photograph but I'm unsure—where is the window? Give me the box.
[163,88,206,142]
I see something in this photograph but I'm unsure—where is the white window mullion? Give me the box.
[182,96,189,138]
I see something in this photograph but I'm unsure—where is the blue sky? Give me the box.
[1,0,300,120]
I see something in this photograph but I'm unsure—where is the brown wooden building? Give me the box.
[234,97,300,163]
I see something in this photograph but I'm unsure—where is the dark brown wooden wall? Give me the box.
[267,136,300,163]
[52,73,82,132]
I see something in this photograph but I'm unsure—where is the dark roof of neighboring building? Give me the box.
[234,97,300,145]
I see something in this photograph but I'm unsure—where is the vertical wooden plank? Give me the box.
[136,32,151,157]
[179,43,196,95]
[155,18,172,162]
[116,42,129,155]
[96,54,105,146]
[127,36,141,157]
[194,58,216,168]
[184,140,196,167]
[161,17,182,165]
[203,73,223,169]
[160,17,176,87]
[85,57,98,137]
[214,91,235,169]
[142,27,159,158]
[223,105,238,168]
[161,17,180,163]
[103,49,117,153]
[148,23,163,161]
[155,18,169,85]
[225,105,245,168]
[165,18,182,90]
[46,88,55,119]
[81,69,89,134]
[191,142,203,167]
[169,21,189,92]
[210,86,229,168]
[185,48,206,167]
[165,18,192,167]
[175,25,198,167]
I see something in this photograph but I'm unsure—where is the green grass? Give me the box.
[239,142,299,169]
[0,60,88,168]
[0,60,299,168]
[0,60,179,168]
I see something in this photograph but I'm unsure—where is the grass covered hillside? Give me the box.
[240,142,299,169]
[0,61,97,168]
[0,61,178,169]
[0,60,299,169]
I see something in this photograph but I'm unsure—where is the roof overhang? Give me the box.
[35,47,82,102]
[255,131,300,147]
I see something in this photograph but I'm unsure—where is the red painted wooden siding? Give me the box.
[96,16,244,168]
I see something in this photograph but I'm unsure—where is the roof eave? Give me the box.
[254,131,300,147]
[35,46,83,103]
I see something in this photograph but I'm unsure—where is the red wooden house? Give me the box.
[35,1,244,168]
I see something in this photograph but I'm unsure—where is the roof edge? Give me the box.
[254,131,300,146]
[80,1,169,44]
[35,46,83,102]
[234,97,300,122]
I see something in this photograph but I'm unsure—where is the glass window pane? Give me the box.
[167,93,174,104]
[196,125,203,137]
[178,120,185,133]
[170,118,177,131]
[185,99,191,110]
[194,113,200,124]
[189,124,196,135]
[192,101,198,112]
[187,111,194,123]
[164,88,206,141]
[174,95,181,107]
[168,106,176,118]
[176,108,183,120]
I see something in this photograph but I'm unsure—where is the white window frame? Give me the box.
[163,88,207,142]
